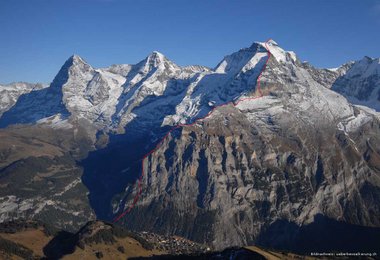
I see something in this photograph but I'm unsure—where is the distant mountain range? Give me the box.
[1,40,379,131]
[0,40,379,255]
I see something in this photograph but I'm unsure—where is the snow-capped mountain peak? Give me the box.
[148,51,165,63]
[346,56,380,77]
[259,39,297,63]
[215,42,267,75]
[332,56,380,111]
[71,54,87,64]
[0,82,48,118]
[1,39,379,133]
[67,54,93,75]
[1,40,380,254]
[139,51,179,72]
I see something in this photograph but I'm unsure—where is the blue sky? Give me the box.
[0,0,379,84]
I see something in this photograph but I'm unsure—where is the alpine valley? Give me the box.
[0,40,380,257]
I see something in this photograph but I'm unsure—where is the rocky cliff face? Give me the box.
[123,104,380,249]
[0,40,379,253]
[112,41,380,250]
[0,125,95,232]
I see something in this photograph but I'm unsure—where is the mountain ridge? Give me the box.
[1,40,379,131]
[0,39,379,254]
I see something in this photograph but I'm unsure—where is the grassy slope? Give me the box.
[0,226,165,259]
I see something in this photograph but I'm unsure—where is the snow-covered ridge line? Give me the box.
[0,40,379,133]
[0,82,49,118]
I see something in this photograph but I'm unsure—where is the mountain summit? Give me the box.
[1,40,378,131]
[0,40,379,253]
[332,56,380,111]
